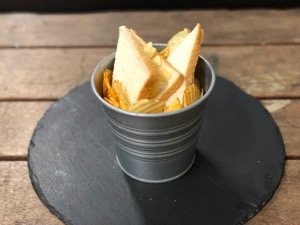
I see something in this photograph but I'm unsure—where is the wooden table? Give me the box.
[0,9,299,224]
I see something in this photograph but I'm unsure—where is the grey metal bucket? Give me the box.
[91,44,216,183]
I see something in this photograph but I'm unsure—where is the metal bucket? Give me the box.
[91,44,216,183]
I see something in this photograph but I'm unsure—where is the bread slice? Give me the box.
[167,23,204,85]
[165,81,187,106]
[131,32,184,103]
[165,23,204,105]
[113,26,159,104]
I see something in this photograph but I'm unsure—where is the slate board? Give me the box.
[28,77,285,225]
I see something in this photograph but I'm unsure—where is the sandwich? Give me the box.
[103,24,204,113]
[113,26,159,104]
[166,23,204,105]
[113,26,184,105]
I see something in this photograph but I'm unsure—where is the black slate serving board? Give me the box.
[28,77,285,225]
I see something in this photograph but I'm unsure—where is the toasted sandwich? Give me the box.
[166,23,204,104]
[113,26,159,104]
[113,26,184,104]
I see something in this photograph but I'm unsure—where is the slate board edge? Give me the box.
[239,126,286,225]
[213,77,286,224]
[27,85,84,225]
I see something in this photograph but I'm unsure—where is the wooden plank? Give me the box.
[0,102,52,159]
[246,160,300,225]
[0,161,63,225]
[263,100,300,159]
[0,160,299,224]
[0,10,300,47]
[0,45,299,100]
[0,100,299,159]
[202,45,300,99]
[0,48,113,99]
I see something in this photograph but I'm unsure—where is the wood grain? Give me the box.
[0,10,300,47]
[0,100,298,159]
[202,45,300,99]
[0,48,113,100]
[0,9,298,225]
[247,160,300,225]
[0,45,299,100]
[0,160,299,224]
[0,102,51,159]
[263,100,300,159]
[0,161,62,225]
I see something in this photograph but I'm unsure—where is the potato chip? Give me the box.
[151,55,171,83]
[102,69,113,96]
[194,77,201,90]
[152,54,162,66]
[104,97,120,108]
[200,88,204,98]
[159,47,169,58]
[143,42,157,59]
[102,70,120,107]
[112,80,130,110]
[103,69,113,82]
[183,84,201,107]
[129,99,165,113]
[119,99,129,110]
[194,78,204,98]
[103,77,111,95]
[108,91,119,102]
[158,67,172,83]
[167,29,190,55]
[183,28,191,33]
[164,98,182,112]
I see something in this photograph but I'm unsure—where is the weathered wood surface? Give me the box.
[0,45,299,100]
[246,160,300,225]
[0,161,299,225]
[202,45,300,99]
[0,48,110,100]
[0,10,299,225]
[262,100,300,159]
[0,162,63,225]
[0,102,51,159]
[0,10,300,47]
[0,100,298,158]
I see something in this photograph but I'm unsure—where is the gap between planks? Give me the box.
[0,42,300,49]
[0,98,57,102]
[0,156,27,161]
